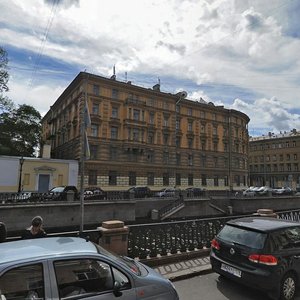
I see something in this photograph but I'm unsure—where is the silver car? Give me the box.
[0,237,179,300]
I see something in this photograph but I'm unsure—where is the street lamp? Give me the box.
[174,91,187,188]
[18,156,25,193]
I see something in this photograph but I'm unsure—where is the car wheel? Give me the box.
[280,272,297,300]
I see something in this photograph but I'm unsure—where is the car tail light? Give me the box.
[248,254,278,265]
[211,238,220,250]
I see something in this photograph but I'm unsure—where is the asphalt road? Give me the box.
[173,272,300,300]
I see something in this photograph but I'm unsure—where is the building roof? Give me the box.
[250,129,299,142]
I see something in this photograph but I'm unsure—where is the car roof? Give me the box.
[0,237,98,265]
[227,217,300,232]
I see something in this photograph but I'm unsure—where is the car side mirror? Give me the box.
[113,281,122,297]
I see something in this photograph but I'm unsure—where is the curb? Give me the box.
[153,255,212,282]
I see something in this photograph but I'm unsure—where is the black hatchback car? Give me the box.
[210,217,300,300]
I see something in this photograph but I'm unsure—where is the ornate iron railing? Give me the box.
[127,209,300,259]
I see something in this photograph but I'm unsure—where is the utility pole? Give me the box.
[79,73,89,234]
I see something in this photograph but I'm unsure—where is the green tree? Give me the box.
[0,47,42,156]
[0,104,42,156]
[0,47,9,95]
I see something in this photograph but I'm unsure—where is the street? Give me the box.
[173,272,300,300]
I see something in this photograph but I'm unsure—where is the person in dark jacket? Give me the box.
[22,216,47,239]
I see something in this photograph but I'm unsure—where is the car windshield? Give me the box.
[50,187,64,193]
[94,243,148,276]
[218,224,267,249]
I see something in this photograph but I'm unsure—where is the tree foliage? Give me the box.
[0,47,9,94]
[0,47,42,156]
[0,104,42,156]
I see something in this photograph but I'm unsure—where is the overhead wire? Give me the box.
[28,0,59,88]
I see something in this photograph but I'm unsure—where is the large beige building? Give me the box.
[41,72,250,191]
[249,129,300,190]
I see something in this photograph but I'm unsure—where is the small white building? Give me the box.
[0,146,78,193]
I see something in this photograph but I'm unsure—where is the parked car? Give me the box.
[4,192,36,203]
[272,187,293,195]
[242,186,256,197]
[0,237,179,300]
[155,188,179,197]
[185,187,205,197]
[256,186,273,196]
[43,186,79,201]
[210,216,300,300]
[127,186,152,198]
[84,187,106,200]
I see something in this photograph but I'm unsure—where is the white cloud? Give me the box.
[1,0,300,135]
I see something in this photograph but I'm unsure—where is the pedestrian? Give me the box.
[22,216,47,239]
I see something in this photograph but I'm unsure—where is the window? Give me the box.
[224,175,229,186]
[212,113,216,121]
[111,127,118,139]
[133,109,140,121]
[214,175,218,186]
[147,151,154,163]
[294,164,299,171]
[92,103,99,114]
[200,111,205,118]
[54,259,130,298]
[201,155,206,167]
[213,142,218,152]
[213,126,217,135]
[149,112,155,124]
[88,170,97,185]
[91,124,98,137]
[176,153,181,165]
[133,128,139,141]
[90,145,98,159]
[163,134,169,145]
[148,132,154,144]
[163,115,169,127]
[188,121,193,131]
[58,174,63,185]
[163,152,169,164]
[93,84,99,96]
[176,120,180,130]
[287,154,290,161]
[176,137,181,148]
[294,154,298,160]
[176,173,181,186]
[201,124,205,133]
[188,138,193,149]
[112,107,118,118]
[109,171,117,185]
[147,172,154,185]
[112,88,119,99]
[163,173,169,186]
[129,172,136,186]
[110,147,117,160]
[188,154,193,166]
[202,174,207,186]
[24,173,30,185]
[187,107,192,116]
[188,173,193,186]
[0,264,45,300]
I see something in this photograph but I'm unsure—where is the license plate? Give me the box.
[221,263,242,278]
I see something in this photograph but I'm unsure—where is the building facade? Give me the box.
[0,148,78,193]
[249,129,300,190]
[42,72,250,191]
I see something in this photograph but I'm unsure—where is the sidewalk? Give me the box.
[154,255,212,281]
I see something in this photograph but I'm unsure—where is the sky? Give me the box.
[1,0,300,137]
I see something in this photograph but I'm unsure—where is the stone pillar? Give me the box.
[98,220,129,256]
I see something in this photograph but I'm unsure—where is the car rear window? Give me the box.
[218,224,267,249]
